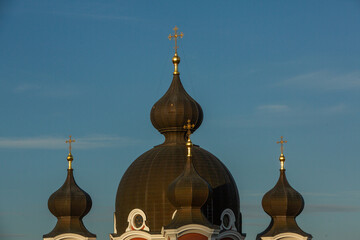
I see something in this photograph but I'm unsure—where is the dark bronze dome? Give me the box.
[44,168,95,238]
[167,153,211,210]
[150,74,203,143]
[262,169,304,217]
[166,138,213,229]
[257,152,312,239]
[114,144,241,235]
[114,67,242,235]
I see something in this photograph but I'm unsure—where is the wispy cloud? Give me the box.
[304,204,360,213]
[257,104,289,113]
[241,202,360,216]
[320,104,348,115]
[13,83,77,97]
[213,102,349,128]
[0,135,140,149]
[0,234,27,238]
[302,192,339,197]
[14,83,41,93]
[280,71,360,91]
[51,11,138,21]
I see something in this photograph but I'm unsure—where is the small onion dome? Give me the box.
[165,145,214,229]
[257,169,312,239]
[43,169,95,238]
[150,74,203,144]
[262,169,304,217]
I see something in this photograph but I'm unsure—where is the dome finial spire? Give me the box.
[168,26,183,75]
[276,136,287,170]
[184,119,195,157]
[65,135,75,169]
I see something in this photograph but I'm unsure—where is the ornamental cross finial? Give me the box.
[184,119,195,140]
[184,120,195,157]
[66,135,75,154]
[277,136,287,170]
[66,136,75,169]
[277,136,287,155]
[168,26,183,53]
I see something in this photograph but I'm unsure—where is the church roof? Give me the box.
[113,27,243,236]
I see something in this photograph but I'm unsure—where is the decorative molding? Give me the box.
[217,230,245,240]
[44,233,96,240]
[110,230,164,240]
[261,232,309,240]
[126,208,150,232]
[220,209,237,231]
[162,224,220,240]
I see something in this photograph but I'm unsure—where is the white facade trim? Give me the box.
[110,231,163,240]
[162,224,220,240]
[217,230,245,240]
[220,208,237,231]
[126,208,150,232]
[261,232,309,240]
[44,233,96,240]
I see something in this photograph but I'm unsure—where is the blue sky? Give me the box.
[0,1,360,240]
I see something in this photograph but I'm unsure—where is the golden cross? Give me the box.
[183,119,195,139]
[184,120,195,157]
[168,26,183,53]
[277,136,287,155]
[65,135,75,154]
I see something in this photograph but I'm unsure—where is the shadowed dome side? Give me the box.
[150,74,203,138]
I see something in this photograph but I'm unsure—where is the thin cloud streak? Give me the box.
[13,83,78,97]
[14,83,41,93]
[257,104,289,112]
[0,135,140,149]
[51,11,138,21]
[280,71,360,91]
[304,204,360,213]
[212,102,349,128]
[0,234,27,238]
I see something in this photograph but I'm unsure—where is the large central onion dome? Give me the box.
[113,43,243,237]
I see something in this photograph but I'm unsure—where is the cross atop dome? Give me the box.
[66,135,76,169]
[277,136,287,170]
[184,119,195,157]
[168,26,183,75]
[168,26,183,54]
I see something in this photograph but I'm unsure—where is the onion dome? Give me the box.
[44,137,95,239]
[257,137,312,239]
[113,28,243,237]
[151,27,202,145]
[165,123,214,229]
[150,73,203,144]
